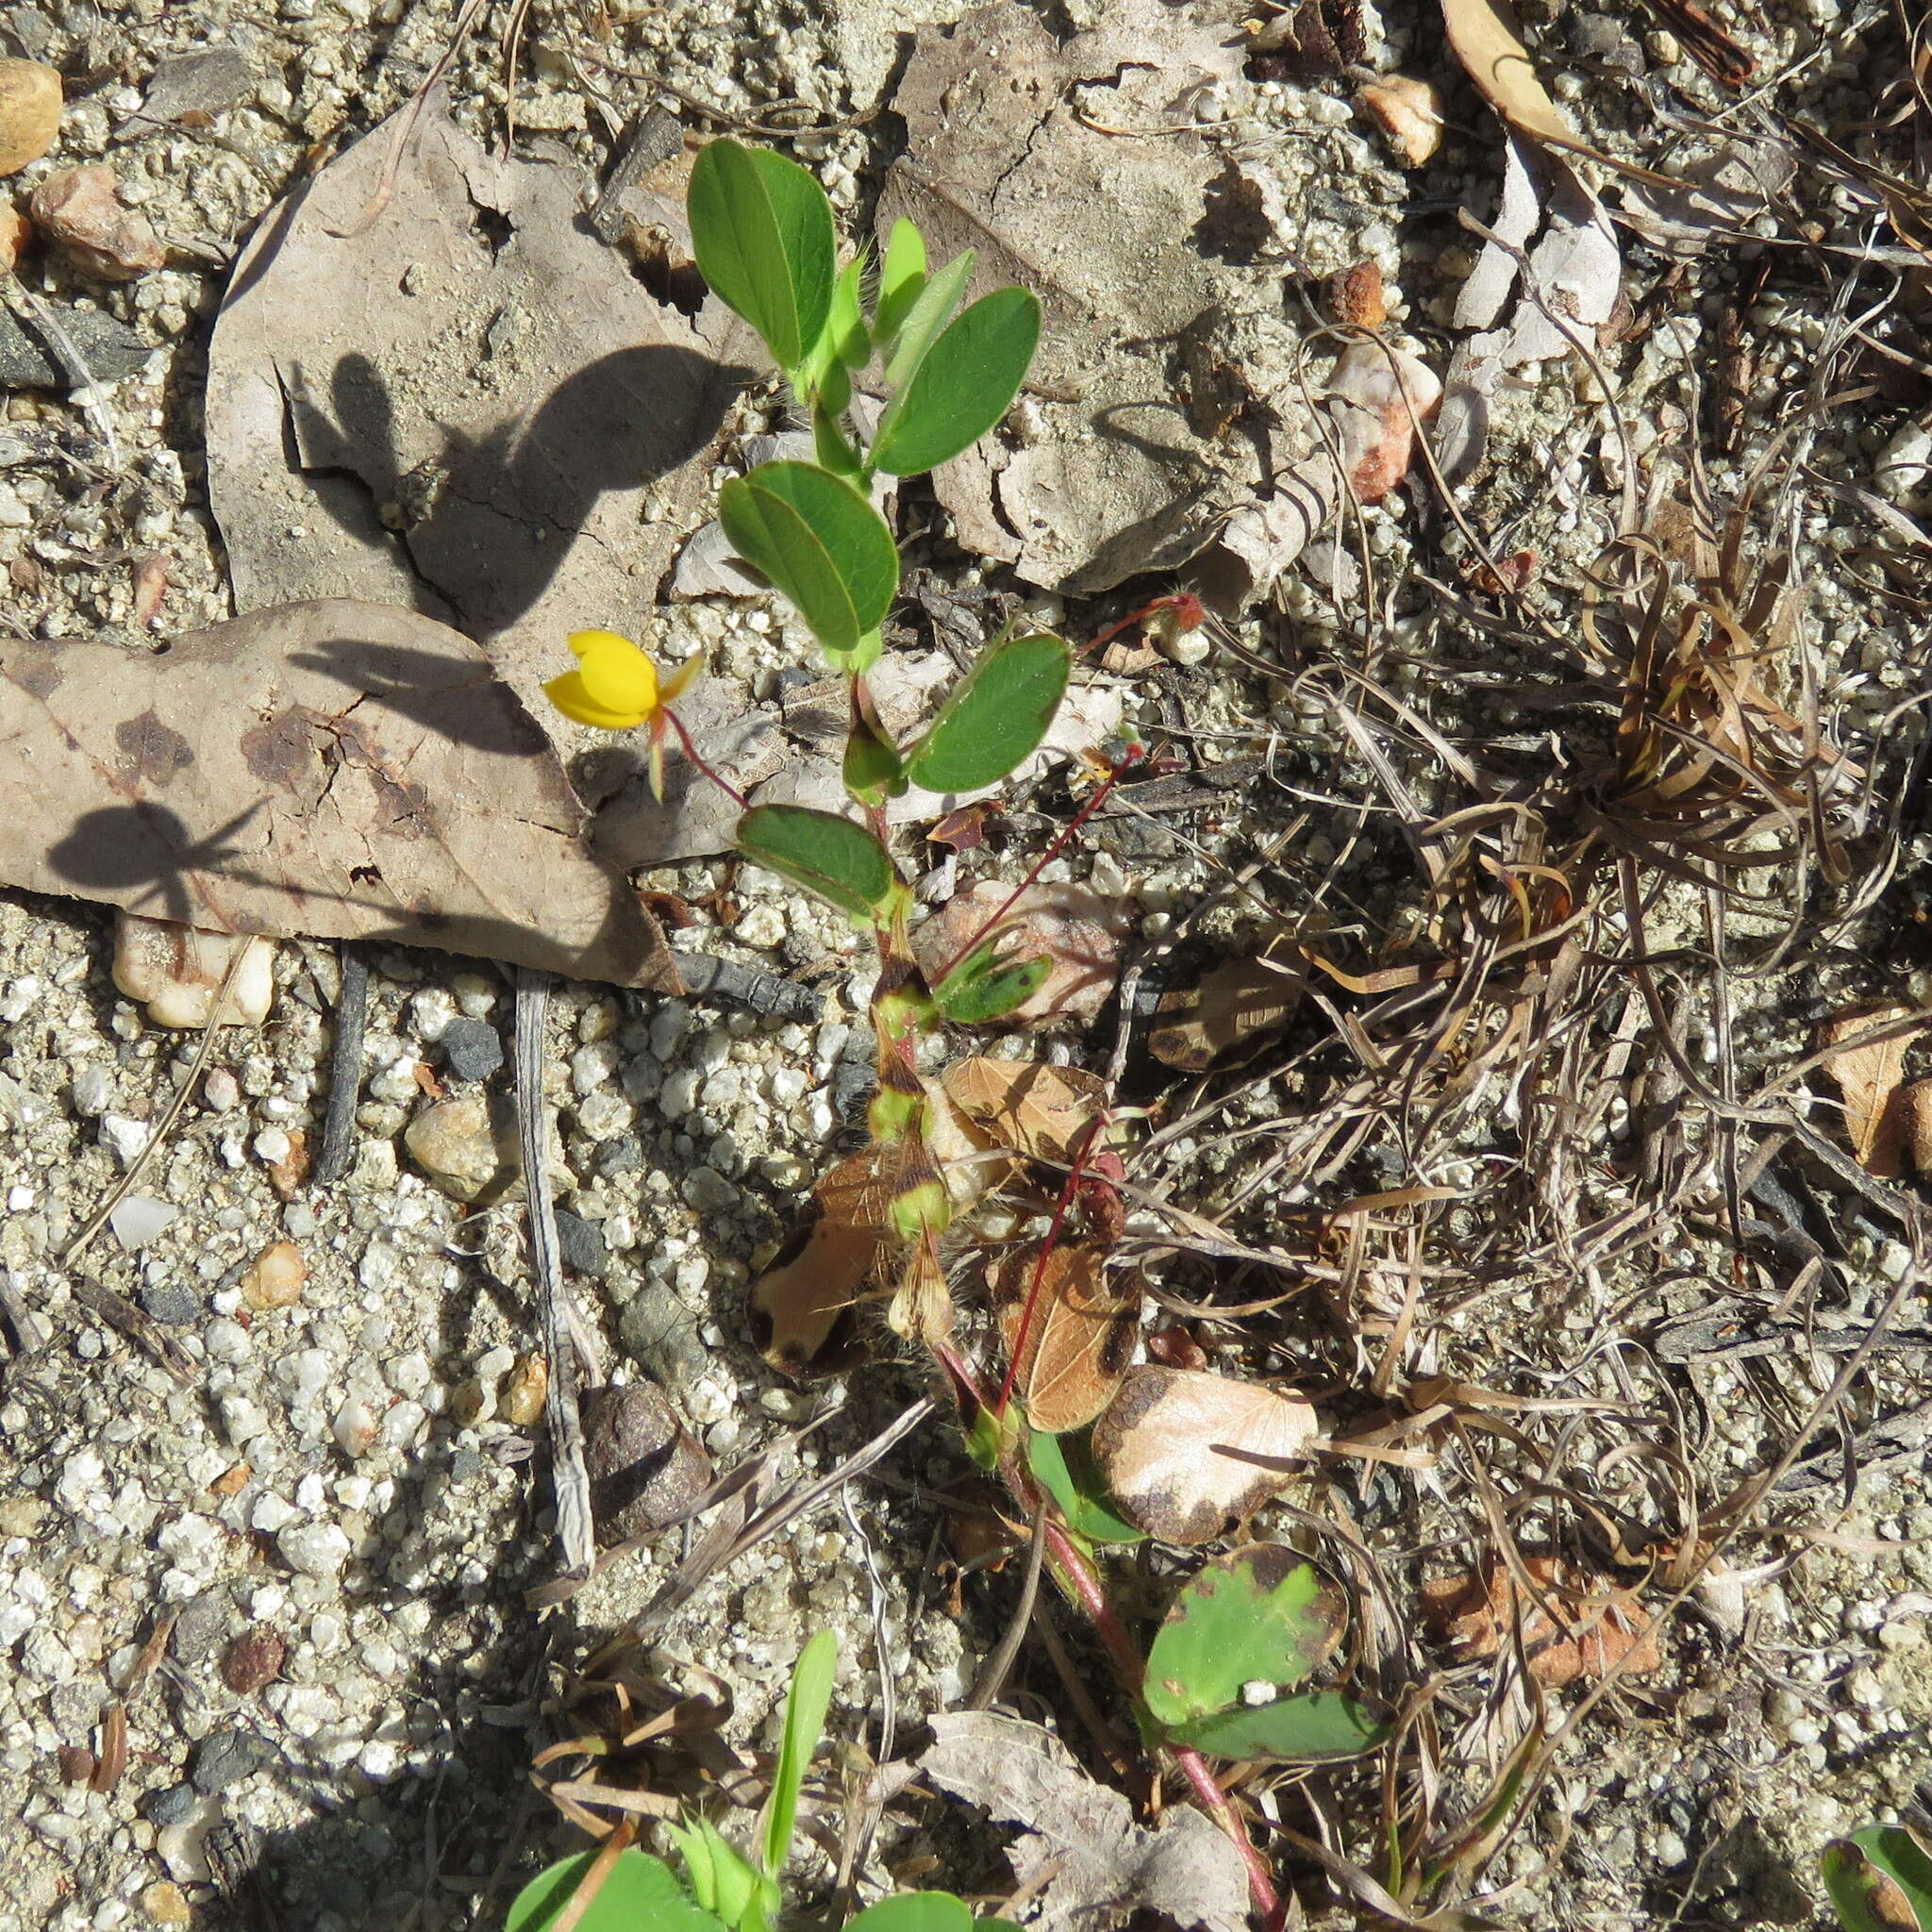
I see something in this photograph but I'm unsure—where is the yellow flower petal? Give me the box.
[544,671,641,732]
[658,651,704,704]
[565,628,658,725]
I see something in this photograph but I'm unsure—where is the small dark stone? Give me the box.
[172,1591,229,1663]
[581,1383,712,1548]
[596,1136,645,1178]
[448,1446,485,1483]
[439,1018,503,1082]
[0,306,154,389]
[553,1208,607,1275]
[190,1727,273,1795]
[142,1779,200,1826]
[139,1280,201,1327]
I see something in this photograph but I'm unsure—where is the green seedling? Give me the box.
[1824,1824,1932,1932]
[1026,1428,1145,1547]
[1141,1546,1389,1762]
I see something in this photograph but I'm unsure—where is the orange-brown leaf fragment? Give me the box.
[941,1057,1109,1169]
[989,1242,1137,1434]
[1092,1366,1318,1545]
[1820,1005,1928,1177]
[1419,1554,1660,1689]
[1440,0,1574,146]
[751,1146,895,1373]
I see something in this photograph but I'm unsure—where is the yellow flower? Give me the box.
[544,628,699,731]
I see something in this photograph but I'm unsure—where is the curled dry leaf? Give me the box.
[1092,1366,1319,1545]
[918,1709,1251,1932]
[1150,945,1306,1072]
[1357,75,1446,169]
[1821,1006,1929,1178]
[915,884,1129,1030]
[941,1056,1109,1168]
[1419,1554,1661,1690]
[0,599,677,991]
[1440,0,1574,147]
[750,1145,896,1373]
[989,1241,1138,1435]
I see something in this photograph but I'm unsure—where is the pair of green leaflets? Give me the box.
[688,140,1071,1023]
[1824,1824,1932,1932]
[508,1632,1017,1932]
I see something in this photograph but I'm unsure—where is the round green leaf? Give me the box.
[905,631,1070,795]
[1143,1545,1346,1728]
[718,461,899,658]
[872,289,1041,477]
[845,1894,975,1932]
[1167,1690,1391,1764]
[688,140,835,374]
[932,941,1051,1024]
[507,1849,729,1932]
[737,805,899,921]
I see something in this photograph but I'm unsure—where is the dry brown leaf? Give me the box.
[0,599,677,989]
[989,1242,1137,1434]
[1905,1079,1932,1177]
[1821,1006,1929,1177]
[1440,0,1574,147]
[1419,1554,1660,1689]
[204,94,775,870]
[1150,948,1306,1072]
[889,1232,954,1352]
[1091,1366,1318,1545]
[881,2,1319,596]
[941,1056,1109,1168]
[750,1147,896,1373]
[918,1709,1250,1932]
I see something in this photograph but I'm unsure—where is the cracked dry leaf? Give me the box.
[749,1145,897,1374]
[0,600,677,989]
[1821,1005,1930,1178]
[918,1710,1250,1932]
[1093,1366,1318,1545]
[941,1056,1110,1168]
[205,94,774,869]
[1419,1554,1660,1690]
[880,1,1318,595]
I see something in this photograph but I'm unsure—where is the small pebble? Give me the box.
[554,1209,607,1275]
[108,1194,176,1249]
[139,1280,200,1327]
[276,1520,350,1580]
[241,1241,308,1311]
[70,1065,114,1118]
[221,1626,287,1695]
[581,1384,713,1546]
[404,1092,518,1202]
[141,1883,192,1927]
[440,1017,504,1082]
[190,1727,273,1794]
[0,58,62,175]
[202,1068,242,1111]
[141,1781,200,1829]
[26,162,166,280]
[111,915,273,1026]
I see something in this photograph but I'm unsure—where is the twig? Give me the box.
[515,968,595,1581]
[966,1502,1048,1709]
[8,291,123,470]
[312,946,369,1191]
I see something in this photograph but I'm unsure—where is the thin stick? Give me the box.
[312,946,368,1190]
[515,968,595,1579]
[966,1502,1048,1709]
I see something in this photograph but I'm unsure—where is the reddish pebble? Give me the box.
[222,1627,287,1694]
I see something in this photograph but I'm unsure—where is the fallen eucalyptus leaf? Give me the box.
[1091,1366,1318,1545]
[989,1242,1137,1435]
[1820,1005,1928,1179]
[1440,0,1574,147]
[204,94,765,867]
[0,599,678,990]
[918,1709,1250,1932]
[880,1,1317,595]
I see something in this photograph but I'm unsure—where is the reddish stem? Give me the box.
[930,742,1144,985]
[993,1112,1107,1420]
[660,705,749,809]
[1084,591,1206,655]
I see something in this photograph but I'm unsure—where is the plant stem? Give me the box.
[660,705,750,809]
[929,742,1144,985]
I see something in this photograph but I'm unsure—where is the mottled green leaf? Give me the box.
[1167,1690,1391,1763]
[1824,1827,1932,1932]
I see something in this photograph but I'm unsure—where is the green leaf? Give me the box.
[883,248,974,390]
[932,941,1051,1024]
[762,1628,837,1880]
[904,631,1070,794]
[873,289,1041,476]
[812,391,862,476]
[845,1894,975,1932]
[688,141,836,375]
[843,679,905,808]
[669,1819,773,1932]
[1028,1428,1145,1544]
[1166,1690,1391,1763]
[874,218,927,346]
[717,461,898,658]
[797,258,870,399]
[738,805,900,921]
[508,1849,731,1932]
[1824,1827,1932,1932]
[1142,1545,1346,1728]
